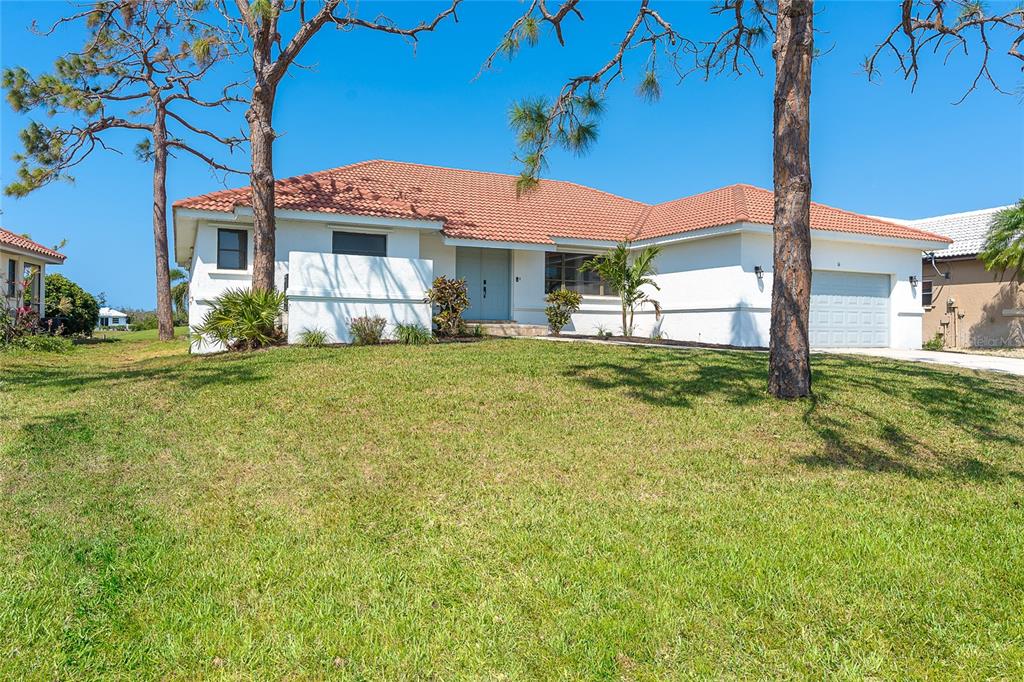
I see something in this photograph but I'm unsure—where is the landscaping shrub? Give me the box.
[1,305,39,345]
[594,323,613,339]
[13,334,74,353]
[44,273,98,336]
[128,311,159,331]
[299,328,330,347]
[425,275,469,337]
[923,333,945,351]
[191,288,285,352]
[395,322,432,345]
[544,287,583,335]
[349,315,387,345]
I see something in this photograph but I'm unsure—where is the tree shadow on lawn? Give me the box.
[3,351,281,395]
[564,348,1024,482]
[564,348,767,409]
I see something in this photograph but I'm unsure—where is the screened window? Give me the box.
[544,252,614,296]
[217,229,247,270]
[332,231,387,257]
[6,259,14,297]
[922,280,933,307]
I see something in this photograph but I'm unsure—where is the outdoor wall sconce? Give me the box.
[754,266,764,280]
[909,275,919,286]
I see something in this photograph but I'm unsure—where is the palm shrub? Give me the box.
[349,315,387,345]
[170,268,190,322]
[395,322,432,345]
[979,198,1024,281]
[425,275,469,337]
[580,242,662,337]
[545,287,582,335]
[299,327,330,347]
[191,288,285,352]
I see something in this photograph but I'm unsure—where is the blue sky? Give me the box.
[2,1,1021,309]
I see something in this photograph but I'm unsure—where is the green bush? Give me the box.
[13,334,74,353]
[44,273,98,336]
[923,333,945,351]
[191,288,285,352]
[425,276,469,337]
[128,312,159,331]
[299,328,330,347]
[349,315,387,345]
[544,287,583,335]
[395,322,432,345]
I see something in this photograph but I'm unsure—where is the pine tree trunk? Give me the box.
[152,106,175,341]
[248,84,277,292]
[768,0,814,399]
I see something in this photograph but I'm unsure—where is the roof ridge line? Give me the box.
[733,184,752,223]
[628,205,655,241]
[901,204,1015,223]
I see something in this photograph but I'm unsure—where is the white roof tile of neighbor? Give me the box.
[99,307,128,318]
[886,206,1012,258]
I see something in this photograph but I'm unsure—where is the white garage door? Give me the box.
[809,271,890,348]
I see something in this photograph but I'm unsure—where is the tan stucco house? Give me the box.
[894,207,1023,349]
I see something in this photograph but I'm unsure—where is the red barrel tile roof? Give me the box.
[0,227,66,261]
[174,160,951,245]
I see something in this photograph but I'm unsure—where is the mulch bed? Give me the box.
[554,334,767,352]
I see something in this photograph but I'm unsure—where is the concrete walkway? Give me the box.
[817,348,1024,377]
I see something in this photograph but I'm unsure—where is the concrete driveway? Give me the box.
[818,348,1024,377]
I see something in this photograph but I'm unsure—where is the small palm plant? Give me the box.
[979,199,1024,281]
[169,267,189,319]
[580,242,662,337]
[191,288,285,351]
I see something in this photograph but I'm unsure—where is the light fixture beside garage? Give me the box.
[754,265,764,280]
[909,275,919,286]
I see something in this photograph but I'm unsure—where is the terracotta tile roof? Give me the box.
[0,227,66,261]
[174,160,951,245]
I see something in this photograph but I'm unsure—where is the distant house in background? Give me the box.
[892,207,1023,348]
[97,307,130,330]
[0,226,66,319]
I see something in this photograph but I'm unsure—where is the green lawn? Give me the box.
[2,335,1023,679]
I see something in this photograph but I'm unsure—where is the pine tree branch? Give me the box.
[866,0,1024,103]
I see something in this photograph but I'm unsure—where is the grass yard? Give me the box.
[2,335,1023,679]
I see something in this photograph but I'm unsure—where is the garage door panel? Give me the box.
[809,271,890,348]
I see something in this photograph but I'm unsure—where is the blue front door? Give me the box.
[456,247,511,321]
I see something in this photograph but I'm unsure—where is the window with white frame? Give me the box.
[544,252,615,296]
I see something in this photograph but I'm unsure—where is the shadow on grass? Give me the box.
[564,346,1024,482]
[4,351,279,394]
[564,348,767,408]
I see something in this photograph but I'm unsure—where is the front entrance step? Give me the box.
[467,321,549,337]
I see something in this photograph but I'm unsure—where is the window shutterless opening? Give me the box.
[544,252,615,296]
[922,280,933,307]
[332,231,387,257]
[217,229,248,270]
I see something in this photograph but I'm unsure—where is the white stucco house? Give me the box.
[173,160,951,353]
[97,307,130,330]
[1,226,66,320]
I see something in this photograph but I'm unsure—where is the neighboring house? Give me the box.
[173,160,950,353]
[97,307,130,330]
[0,226,66,320]
[896,207,1022,348]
